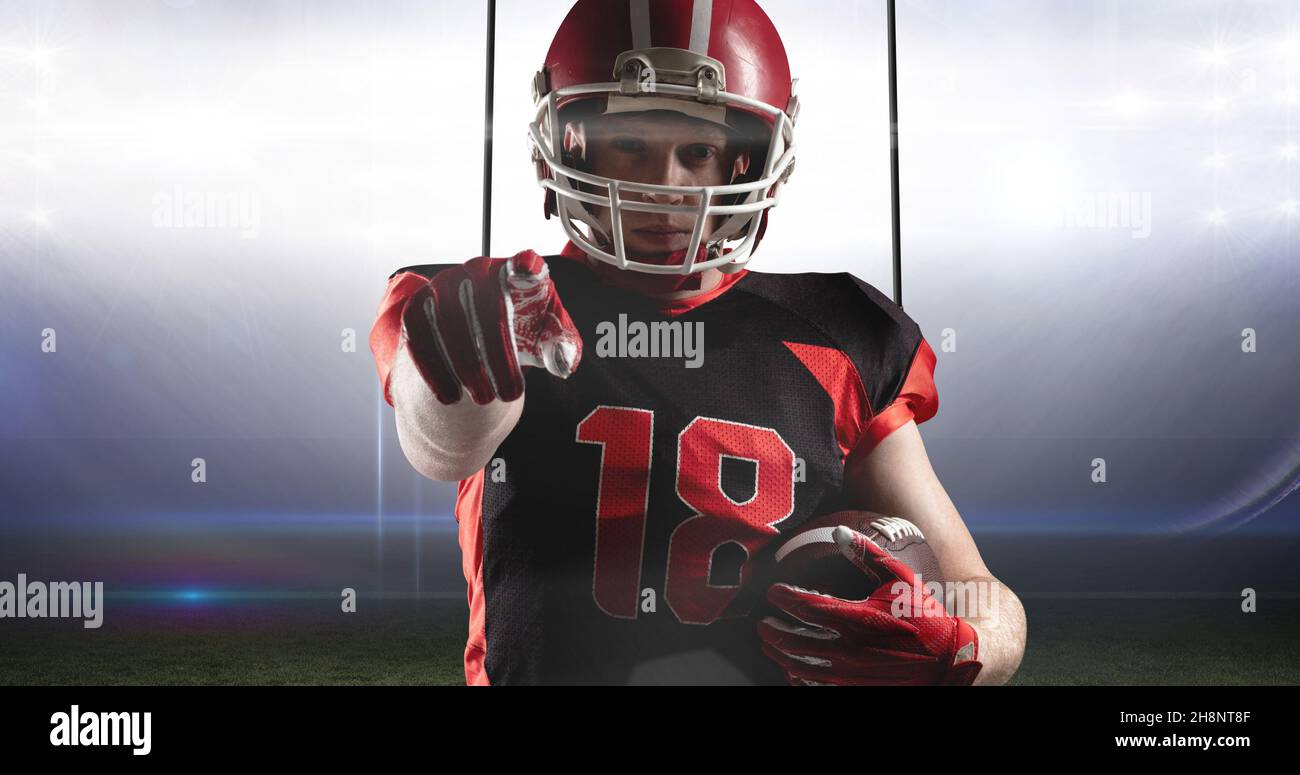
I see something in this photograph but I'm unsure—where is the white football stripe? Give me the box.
[690,0,714,54]
[773,526,837,562]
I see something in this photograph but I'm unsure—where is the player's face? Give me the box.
[578,111,748,260]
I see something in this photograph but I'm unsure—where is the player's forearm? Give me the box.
[959,576,1026,686]
[389,346,522,481]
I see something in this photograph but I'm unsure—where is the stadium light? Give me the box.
[1200,46,1230,67]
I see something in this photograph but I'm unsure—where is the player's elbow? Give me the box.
[411,456,486,483]
[395,419,493,482]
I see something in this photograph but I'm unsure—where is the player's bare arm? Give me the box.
[389,353,523,482]
[844,420,1028,685]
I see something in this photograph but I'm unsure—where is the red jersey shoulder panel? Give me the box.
[736,270,939,460]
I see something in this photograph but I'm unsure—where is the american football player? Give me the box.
[369,0,1026,685]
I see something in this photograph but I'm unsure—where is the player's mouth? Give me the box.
[631,227,692,250]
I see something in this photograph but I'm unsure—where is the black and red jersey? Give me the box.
[370,242,939,685]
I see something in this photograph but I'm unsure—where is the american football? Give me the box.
[773,511,943,602]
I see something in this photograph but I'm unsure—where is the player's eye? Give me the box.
[682,144,719,164]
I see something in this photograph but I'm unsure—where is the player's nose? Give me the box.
[639,153,697,205]
[643,188,686,206]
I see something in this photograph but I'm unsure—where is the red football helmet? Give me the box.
[529,0,800,275]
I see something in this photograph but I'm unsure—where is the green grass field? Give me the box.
[0,600,468,686]
[1,598,1296,685]
[1012,598,1300,685]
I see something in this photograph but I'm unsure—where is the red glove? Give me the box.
[401,250,582,405]
[760,526,983,686]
